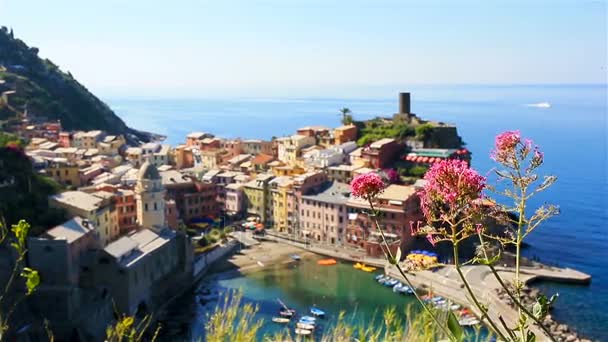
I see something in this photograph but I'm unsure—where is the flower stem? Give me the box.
[477,234,556,341]
[453,242,508,341]
[367,199,457,342]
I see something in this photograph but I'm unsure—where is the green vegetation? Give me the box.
[105,315,160,342]
[0,134,65,235]
[338,107,353,125]
[0,27,150,142]
[415,123,435,141]
[356,118,415,146]
[0,219,40,338]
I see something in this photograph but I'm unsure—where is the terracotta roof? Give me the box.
[251,153,274,165]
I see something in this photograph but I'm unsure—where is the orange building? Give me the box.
[334,125,358,145]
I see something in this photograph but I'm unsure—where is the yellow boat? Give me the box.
[361,266,377,272]
[353,262,364,269]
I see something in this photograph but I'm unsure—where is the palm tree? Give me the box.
[339,107,352,125]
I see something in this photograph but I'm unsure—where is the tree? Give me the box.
[339,108,352,125]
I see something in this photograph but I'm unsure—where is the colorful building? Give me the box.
[346,184,423,257]
[269,176,294,232]
[243,173,274,223]
[299,181,350,244]
[360,138,401,169]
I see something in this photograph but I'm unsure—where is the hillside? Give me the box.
[0,27,154,144]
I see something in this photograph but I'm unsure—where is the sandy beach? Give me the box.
[209,239,317,275]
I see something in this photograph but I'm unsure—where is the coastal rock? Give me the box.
[558,324,570,333]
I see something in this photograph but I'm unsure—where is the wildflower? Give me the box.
[420,159,485,211]
[426,234,437,247]
[491,130,520,163]
[350,172,386,200]
[475,223,483,234]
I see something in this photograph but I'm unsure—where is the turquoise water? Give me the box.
[109,84,607,340]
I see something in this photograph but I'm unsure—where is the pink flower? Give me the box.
[418,159,486,220]
[491,130,521,162]
[350,172,386,199]
[475,223,483,234]
[426,233,437,247]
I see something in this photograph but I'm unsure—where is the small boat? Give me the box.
[384,279,399,287]
[450,304,461,311]
[375,274,385,280]
[279,309,295,317]
[377,276,390,284]
[296,322,315,330]
[361,266,377,272]
[290,254,301,261]
[300,315,316,322]
[257,261,265,267]
[393,283,411,294]
[295,328,312,336]
[354,262,364,269]
[310,307,325,317]
[318,258,337,265]
[272,317,291,324]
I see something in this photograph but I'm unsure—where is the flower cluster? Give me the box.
[419,159,486,221]
[491,130,521,163]
[350,172,386,200]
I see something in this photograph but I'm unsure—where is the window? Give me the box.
[145,203,148,211]
[154,202,158,211]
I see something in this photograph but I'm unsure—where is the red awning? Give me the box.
[421,157,429,163]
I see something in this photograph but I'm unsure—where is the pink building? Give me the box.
[346,184,423,257]
[299,182,350,244]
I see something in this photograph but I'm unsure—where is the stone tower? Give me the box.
[135,159,166,231]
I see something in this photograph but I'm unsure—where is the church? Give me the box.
[98,159,193,315]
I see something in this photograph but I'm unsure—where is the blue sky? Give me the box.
[0,0,606,97]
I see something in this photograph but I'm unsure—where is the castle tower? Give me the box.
[135,159,166,232]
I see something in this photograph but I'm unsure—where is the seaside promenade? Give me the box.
[250,230,591,341]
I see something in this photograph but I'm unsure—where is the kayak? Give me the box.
[354,262,364,269]
[361,266,377,272]
[300,315,316,322]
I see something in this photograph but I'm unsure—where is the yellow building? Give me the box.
[44,159,81,187]
[243,174,274,224]
[271,164,305,177]
[269,176,294,232]
[49,190,118,245]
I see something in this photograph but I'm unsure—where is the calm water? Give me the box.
[108,84,608,340]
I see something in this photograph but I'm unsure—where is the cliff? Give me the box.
[0,27,155,144]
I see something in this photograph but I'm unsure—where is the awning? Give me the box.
[348,213,358,220]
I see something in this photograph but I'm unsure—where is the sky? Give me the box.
[0,0,606,98]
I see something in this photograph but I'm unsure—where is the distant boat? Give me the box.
[384,279,399,287]
[279,309,295,317]
[257,261,265,267]
[272,317,291,324]
[290,254,301,261]
[526,101,551,108]
[375,274,385,280]
[318,258,337,265]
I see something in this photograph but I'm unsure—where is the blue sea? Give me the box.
[107,84,608,340]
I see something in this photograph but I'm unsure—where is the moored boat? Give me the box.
[295,328,312,335]
[384,279,399,287]
[296,322,315,330]
[272,317,291,324]
[279,309,295,317]
[290,254,301,261]
[354,262,364,269]
[310,307,325,317]
[318,258,337,265]
[361,265,377,272]
[300,315,316,322]
[374,274,385,280]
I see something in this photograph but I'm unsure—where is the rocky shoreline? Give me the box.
[495,286,592,342]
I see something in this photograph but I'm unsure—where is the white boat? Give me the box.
[459,318,480,326]
[272,317,290,324]
[296,322,315,330]
[526,101,551,108]
[295,328,312,335]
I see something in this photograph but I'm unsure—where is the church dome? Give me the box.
[138,160,161,180]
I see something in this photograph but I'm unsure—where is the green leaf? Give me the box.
[20,267,40,295]
[447,310,464,341]
[526,330,537,342]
